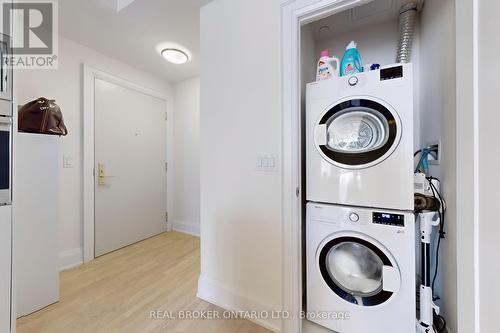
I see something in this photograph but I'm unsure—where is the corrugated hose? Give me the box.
[396,2,418,63]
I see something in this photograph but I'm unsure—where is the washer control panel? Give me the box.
[372,212,405,227]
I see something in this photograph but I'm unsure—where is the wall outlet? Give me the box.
[427,141,441,165]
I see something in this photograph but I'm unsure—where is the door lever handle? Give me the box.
[98,163,115,186]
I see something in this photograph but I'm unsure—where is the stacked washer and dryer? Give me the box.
[306,64,416,332]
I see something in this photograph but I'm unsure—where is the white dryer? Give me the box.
[306,202,416,333]
[306,64,414,210]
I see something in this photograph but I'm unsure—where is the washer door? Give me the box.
[318,235,401,307]
[314,98,401,169]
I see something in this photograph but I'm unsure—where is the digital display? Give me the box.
[380,65,403,81]
[373,212,405,227]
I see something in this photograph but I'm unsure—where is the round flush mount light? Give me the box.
[319,25,331,33]
[156,42,192,65]
[161,48,189,64]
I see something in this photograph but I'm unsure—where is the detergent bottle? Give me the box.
[316,49,340,81]
[340,41,363,76]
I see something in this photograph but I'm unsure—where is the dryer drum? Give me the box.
[317,99,399,167]
[326,108,389,153]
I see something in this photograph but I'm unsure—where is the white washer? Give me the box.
[306,202,416,333]
[306,64,414,210]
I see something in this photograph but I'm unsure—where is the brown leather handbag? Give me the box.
[19,98,68,136]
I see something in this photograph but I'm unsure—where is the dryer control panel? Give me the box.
[372,212,405,227]
[380,65,404,81]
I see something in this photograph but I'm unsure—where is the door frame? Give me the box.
[82,64,173,263]
[280,2,374,331]
[281,0,478,332]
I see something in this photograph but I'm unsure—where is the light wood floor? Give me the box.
[17,232,271,333]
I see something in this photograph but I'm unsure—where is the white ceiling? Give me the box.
[310,0,424,41]
[59,0,213,83]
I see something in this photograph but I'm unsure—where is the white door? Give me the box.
[0,205,12,332]
[94,79,168,257]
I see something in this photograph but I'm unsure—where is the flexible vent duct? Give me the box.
[396,2,418,63]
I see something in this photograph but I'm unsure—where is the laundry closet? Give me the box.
[298,0,456,332]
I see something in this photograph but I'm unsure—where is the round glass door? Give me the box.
[318,236,395,306]
[326,109,388,153]
[326,242,384,297]
[315,99,400,169]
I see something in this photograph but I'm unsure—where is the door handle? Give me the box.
[315,124,327,146]
[0,117,12,124]
[382,266,401,293]
[98,163,115,186]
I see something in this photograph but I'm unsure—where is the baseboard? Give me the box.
[172,221,200,237]
[197,275,281,332]
[59,247,83,271]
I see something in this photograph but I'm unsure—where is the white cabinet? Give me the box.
[0,205,12,333]
[15,133,59,317]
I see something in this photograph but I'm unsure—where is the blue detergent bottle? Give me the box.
[340,41,363,76]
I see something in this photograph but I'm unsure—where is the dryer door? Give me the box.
[318,235,401,307]
[314,98,401,169]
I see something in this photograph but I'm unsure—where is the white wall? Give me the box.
[419,0,457,331]
[15,36,171,270]
[301,25,317,101]
[199,0,283,331]
[455,0,478,331]
[172,77,200,236]
[315,19,399,69]
[478,0,500,332]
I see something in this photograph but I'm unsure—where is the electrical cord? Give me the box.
[414,150,427,173]
[427,180,440,294]
[426,178,448,333]
[414,147,447,332]
[427,177,446,294]
[414,147,439,173]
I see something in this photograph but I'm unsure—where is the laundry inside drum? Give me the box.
[326,241,384,297]
[326,108,389,153]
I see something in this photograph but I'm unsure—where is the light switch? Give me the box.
[257,155,263,168]
[257,154,279,172]
[63,155,75,168]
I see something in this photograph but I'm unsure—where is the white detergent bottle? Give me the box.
[316,49,340,81]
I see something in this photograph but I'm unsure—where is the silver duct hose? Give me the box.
[396,2,418,63]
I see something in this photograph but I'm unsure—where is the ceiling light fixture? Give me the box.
[319,25,331,33]
[161,48,189,64]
